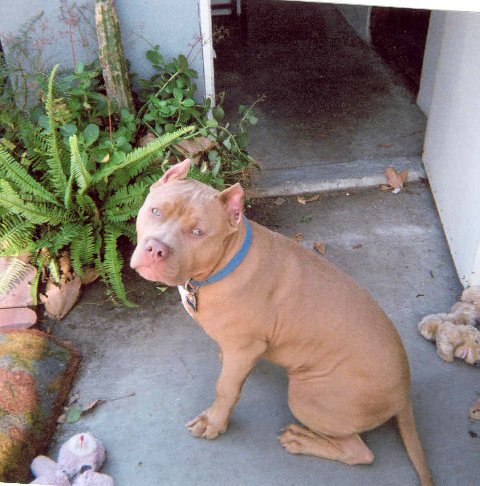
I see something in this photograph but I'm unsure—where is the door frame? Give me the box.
[199,0,215,104]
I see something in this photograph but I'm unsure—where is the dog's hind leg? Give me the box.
[278,424,374,465]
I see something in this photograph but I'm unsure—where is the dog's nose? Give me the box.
[144,238,169,260]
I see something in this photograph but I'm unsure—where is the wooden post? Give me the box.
[95,0,136,114]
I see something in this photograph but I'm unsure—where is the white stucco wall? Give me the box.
[423,11,480,287]
[0,0,206,99]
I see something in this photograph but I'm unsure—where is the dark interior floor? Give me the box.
[213,0,427,173]
[370,7,431,95]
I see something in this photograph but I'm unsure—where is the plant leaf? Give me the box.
[65,403,83,423]
[0,145,58,205]
[103,227,136,307]
[69,134,91,194]
[45,65,68,196]
[0,180,67,225]
[0,216,35,257]
[91,126,195,182]
[83,124,100,146]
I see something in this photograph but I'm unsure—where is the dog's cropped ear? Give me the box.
[150,158,191,190]
[218,183,244,228]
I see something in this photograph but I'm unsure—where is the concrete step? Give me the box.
[249,156,426,197]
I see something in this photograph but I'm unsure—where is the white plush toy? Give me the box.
[30,432,113,486]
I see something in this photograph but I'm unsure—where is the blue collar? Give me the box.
[188,216,252,288]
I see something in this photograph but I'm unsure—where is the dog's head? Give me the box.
[130,159,244,286]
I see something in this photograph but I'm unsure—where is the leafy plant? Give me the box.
[0,65,194,306]
[138,46,261,187]
[0,34,261,308]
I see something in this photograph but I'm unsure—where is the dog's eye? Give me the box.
[151,208,161,216]
[191,228,204,237]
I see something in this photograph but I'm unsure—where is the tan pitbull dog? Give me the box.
[131,159,433,485]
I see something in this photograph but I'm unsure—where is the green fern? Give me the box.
[36,223,82,254]
[103,227,136,307]
[135,171,165,188]
[70,224,95,276]
[17,118,45,163]
[48,257,61,283]
[29,252,48,305]
[68,134,91,194]
[19,120,50,169]
[0,216,35,256]
[103,181,148,209]
[0,258,32,301]
[104,206,139,223]
[92,126,194,182]
[103,180,148,223]
[64,174,74,208]
[76,194,100,219]
[110,221,137,244]
[44,65,68,196]
[0,62,204,307]
[0,138,16,152]
[0,180,67,225]
[0,145,59,205]
[110,158,155,189]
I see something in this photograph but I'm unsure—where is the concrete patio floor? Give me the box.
[49,183,480,486]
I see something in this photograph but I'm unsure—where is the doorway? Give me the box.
[211,0,429,194]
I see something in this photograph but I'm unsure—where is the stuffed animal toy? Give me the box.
[30,455,70,486]
[30,432,114,485]
[72,469,114,486]
[418,286,480,365]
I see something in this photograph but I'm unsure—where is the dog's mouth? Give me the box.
[131,260,185,287]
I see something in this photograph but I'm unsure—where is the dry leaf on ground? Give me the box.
[378,143,394,148]
[274,197,286,206]
[58,398,105,424]
[57,413,66,424]
[174,137,216,165]
[297,194,321,205]
[292,233,303,242]
[470,398,480,421]
[40,275,82,320]
[314,242,327,255]
[82,399,105,414]
[383,166,409,191]
[139,132,157,146]
[80,266,100,285]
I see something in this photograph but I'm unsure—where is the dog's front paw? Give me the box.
[185,410,228,439]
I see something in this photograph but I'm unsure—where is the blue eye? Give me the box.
[152,208,160,216]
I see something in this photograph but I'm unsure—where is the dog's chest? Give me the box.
[177,285,196,317]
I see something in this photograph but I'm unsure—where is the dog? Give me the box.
[130,159,433,485]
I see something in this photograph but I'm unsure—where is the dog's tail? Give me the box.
[396,399,433,486]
